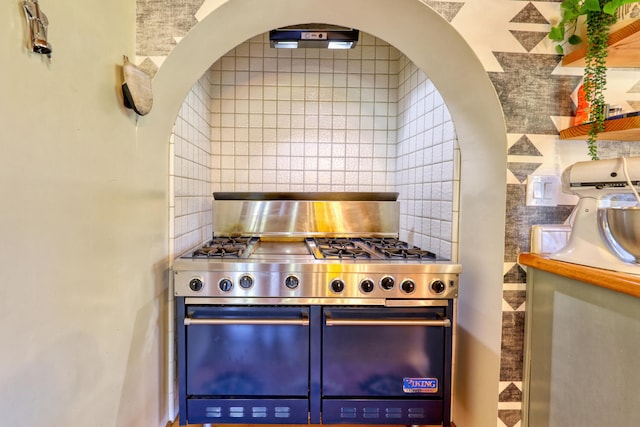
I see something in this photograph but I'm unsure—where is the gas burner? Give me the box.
[314,238,358,249]
[210,236,252,246]
[382,248,436,259]
[312,238,371,259]
[192,245,244,258]
[320,248,371,259]
[190,236,257,259]
[361,238,436,258]
[361,237,399,246]
[362,237,412,249]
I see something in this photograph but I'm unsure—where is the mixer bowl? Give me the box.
[599,207,640,263]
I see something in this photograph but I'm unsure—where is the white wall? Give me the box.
[0,1,169,426]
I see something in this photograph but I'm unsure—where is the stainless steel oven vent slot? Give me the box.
[407,406,427,419]
[251,407,267,418]
[385,407,402,418]
[339,407,357,419]
[205,406,222,418]
[362,407,380,418]
[274,407,292,418]
[229,406,245,417]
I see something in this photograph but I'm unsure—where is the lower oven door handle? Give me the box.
[325,317,451,327]
[184,315,310,326]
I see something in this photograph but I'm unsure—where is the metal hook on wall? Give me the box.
[23,0,52,58]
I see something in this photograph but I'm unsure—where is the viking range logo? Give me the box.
[403,377,438,393]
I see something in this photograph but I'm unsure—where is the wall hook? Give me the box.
[23,0,52,58]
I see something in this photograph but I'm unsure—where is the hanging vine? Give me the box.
[548,0,636,160]
[584,7,616,160]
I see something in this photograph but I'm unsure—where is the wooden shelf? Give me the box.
[559,115,640,140]
[562,19,640,67]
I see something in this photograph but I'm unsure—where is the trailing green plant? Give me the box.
[549,0,637,160]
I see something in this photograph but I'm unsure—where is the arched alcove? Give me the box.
[137,0,507,424]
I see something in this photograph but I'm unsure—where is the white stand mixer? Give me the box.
[550,156,640,275]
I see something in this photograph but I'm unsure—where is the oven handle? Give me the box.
[324,315,451,328]
[184,314,310,326]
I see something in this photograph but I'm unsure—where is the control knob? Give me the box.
[430,279,446,294]
[284,275,300,289]
[330,279,345,293]
[401,279,416,294]
[188,278,203,292]
[360,279,375,293]
[380,276,395,290]
[239,274,254,289]
[219,278,233,292]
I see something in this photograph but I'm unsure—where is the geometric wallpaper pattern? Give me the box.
[135,1,640,426]
[490,52,581,134]
[496,3,572,426]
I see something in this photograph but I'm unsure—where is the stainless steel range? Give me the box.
[174,192,461,426]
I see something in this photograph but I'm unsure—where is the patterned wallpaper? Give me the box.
[138,1,640,426]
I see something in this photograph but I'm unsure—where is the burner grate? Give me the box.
[191,236,254,259]
[313,238,358,248]
[192,245,244,258]
[361,238,437,259]
[320,248,371,259]
[381,248,436,259]
[313,238,371,259]
[210,236,252,246]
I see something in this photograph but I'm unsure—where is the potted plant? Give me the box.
[549,0,637,160]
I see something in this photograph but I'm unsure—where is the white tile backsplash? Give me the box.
[169,71,214,258]
[209,33,398,195]
[173,31,458,262]
[396,57,458,259]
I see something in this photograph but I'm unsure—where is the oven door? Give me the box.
[183,305,310,424]
[321,305,452,425]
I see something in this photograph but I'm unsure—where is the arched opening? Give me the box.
[137,0,507,424]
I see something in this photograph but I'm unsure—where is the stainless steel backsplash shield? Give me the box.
[212,199,400,237]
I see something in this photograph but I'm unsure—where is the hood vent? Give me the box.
[270,24,359,49]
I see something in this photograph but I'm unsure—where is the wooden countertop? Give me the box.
[518,253,640,299]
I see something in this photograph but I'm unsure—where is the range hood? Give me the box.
[270,24,359,49]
